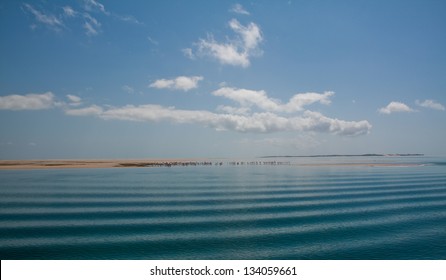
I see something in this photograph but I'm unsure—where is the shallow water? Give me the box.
[1,157,445,259]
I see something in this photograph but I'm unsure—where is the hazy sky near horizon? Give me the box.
[1,0,445,159]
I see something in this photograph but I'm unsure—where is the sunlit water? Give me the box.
[1,156,445,259]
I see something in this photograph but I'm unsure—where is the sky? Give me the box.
[0,0,445,159]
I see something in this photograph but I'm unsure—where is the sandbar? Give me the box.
[0,159,209,170]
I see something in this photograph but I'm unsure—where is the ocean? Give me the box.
[1,156,445,259]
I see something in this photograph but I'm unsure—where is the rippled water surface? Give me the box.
[1,157,445,259]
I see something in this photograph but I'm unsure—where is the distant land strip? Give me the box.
[260,153,424,158]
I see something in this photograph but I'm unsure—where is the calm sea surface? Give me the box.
[1,157,445,259]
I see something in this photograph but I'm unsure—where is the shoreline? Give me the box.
[0,159,423,170]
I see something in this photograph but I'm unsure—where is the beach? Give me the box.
[0,159,211,170]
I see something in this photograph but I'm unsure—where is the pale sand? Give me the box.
[0,159,208,170]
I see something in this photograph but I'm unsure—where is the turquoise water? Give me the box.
[1,157,445,259]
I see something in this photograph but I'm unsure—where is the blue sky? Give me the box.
[1,0,445,159]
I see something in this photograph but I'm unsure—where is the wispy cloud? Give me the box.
[122,85,135,94]
[230,3,250,15]
[182,48,195,59]
[83,13,101,36]
[23,3,64,31]
[415,99,445,111]
[62,6,77,17]
[378,101,415,114]
[191,18,263,67]
[83,0,109,15]
[0,92,55,110]
[147,36,159,46]
[213,87,334,113]
[83,0,142,24]
[23,1,140,37]
[149,76,204,91]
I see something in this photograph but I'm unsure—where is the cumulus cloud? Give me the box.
[415,99,445,111]
[300,111,371,136]
[0,92,55,110]
[378,101,415,114]
[63,84,370,136]
[66,102,370,136]
[23,3,64,31]
[213,87,334,113]
[192,19,263,67]
[149,76,204,91]
[230,3,250,15]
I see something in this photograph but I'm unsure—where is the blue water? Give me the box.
[1,157,445,259]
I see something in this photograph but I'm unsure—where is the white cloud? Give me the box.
[79,86,369,135]
[65,105,103,116]
[3,88,370,137]
[66,102,370,136]
[197,37,251,67]
[378,101,415,114]
[23,3,64,31]
[149,76,204,91]
[63,6,76,17]
[212,87,334,113]
[0,92,55,110]
[230,3,250,15]
[299,111,371,136]
[193,19,263,67]
[66,94,82,106]
[83,0,109,15]
[415,99,445,111]
[228,19,262,50]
